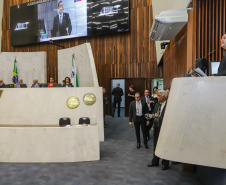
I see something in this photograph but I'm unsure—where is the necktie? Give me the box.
[158,103,162,114]
[146,97,149,104]
[60,13,62,26]
[156,103,162,122]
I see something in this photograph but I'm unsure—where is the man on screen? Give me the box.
[52,1,72,37]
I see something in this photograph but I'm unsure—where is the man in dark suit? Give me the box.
[0,79,5,88]
[141,89,155,131]
[52,1,72,37]
[31,78,41,88]
[216,33,226,75]
[129,92,150,149]
[112,83,124,117]
[147,90,169,171]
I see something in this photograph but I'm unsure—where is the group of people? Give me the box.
[128,87,170,170]
[109,83,170,170]
[0,77,74,88]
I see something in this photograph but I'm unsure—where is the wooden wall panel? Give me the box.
[196,0,226,63]
[163,0,226,89]
[163,25,188,89]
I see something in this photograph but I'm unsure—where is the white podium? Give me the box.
[0,126,99,163]
[0,87,103,163]
[156,77,226,169]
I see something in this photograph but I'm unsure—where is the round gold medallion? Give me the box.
[66,96,80,109]
[83,93,96,105]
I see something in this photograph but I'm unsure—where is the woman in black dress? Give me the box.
[128,85,135,104]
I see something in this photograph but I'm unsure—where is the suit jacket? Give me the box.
[52,12,72,37]
[129,100,149,123]
[152,101,167,129]
[112,87,124,102]
[141,96,155,112]
[15,83,25,88]
[0,83,5,88]
[216,51,226,76]
[63,83,74,87]
[31,83,41,88]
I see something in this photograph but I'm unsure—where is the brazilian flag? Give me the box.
[12,59,18,86]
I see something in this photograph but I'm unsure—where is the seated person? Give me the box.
[15,78,25,88]
[31,78,41,88]
[48,77,56,88]
[62,80,66,86]
[63,77,74,87]
[0,79,5,88]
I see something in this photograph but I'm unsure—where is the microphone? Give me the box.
[49,39,65,49]
[185,49,216,76]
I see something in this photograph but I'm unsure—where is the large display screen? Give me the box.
[10,0,130,46]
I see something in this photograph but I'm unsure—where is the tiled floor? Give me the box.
[0,116,203,185]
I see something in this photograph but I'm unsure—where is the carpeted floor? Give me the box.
[0,116,203,185]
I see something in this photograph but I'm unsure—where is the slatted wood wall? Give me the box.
[196,0,226,61]
[163,0,226,89]
[162,1,195,89]
[163,25,189,88]
[1,0,162,94]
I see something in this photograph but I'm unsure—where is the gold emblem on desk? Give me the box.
[0,90,3,99]
[66,96,80,109]
[83,93,96,105]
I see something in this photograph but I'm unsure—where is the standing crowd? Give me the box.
[104,84,171,171]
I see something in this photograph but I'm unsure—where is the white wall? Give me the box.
[0,52,47,87]
[58,43,99,87]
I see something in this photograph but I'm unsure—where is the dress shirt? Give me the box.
[152,94,157,98]
[145,96,151,111]
[34,83,39,88]
[136,100,142,116]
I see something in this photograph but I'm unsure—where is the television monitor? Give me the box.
[10,0,130,46]
[210,61,220,75]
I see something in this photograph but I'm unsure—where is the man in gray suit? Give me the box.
[129,92,150,149]
[147,90,169,170]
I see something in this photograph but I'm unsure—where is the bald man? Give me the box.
[31,78,41,88]
[112,83,124,117]
[0,79,5,88]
